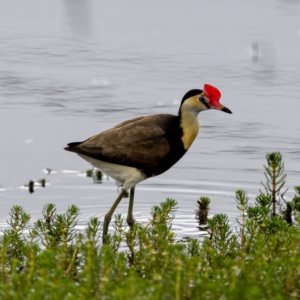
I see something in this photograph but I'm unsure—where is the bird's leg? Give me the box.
[103,189,126,244]
[126,186,136,229]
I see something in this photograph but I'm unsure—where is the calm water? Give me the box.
[1,0,300,238]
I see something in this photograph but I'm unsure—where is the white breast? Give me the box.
[78,154,146,190]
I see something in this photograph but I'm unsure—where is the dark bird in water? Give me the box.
[64,84,232,242]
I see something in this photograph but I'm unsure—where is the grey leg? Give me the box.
[103,189,126,243]
[126,186,136,228]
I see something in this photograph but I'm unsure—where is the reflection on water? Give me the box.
[63,0,92,38]
[0,0,300,237]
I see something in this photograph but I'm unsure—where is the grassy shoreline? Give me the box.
[1,152,300,299]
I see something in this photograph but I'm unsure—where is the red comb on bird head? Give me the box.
[203,84,221,102]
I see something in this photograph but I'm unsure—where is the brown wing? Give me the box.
[71,114,175,170]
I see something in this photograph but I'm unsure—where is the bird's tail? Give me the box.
[64,142,82,152]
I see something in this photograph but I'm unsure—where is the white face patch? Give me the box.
[183,96,209,113]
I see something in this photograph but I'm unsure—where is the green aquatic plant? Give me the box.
[294,186,300,195]
[86,169,93,177]
[195,196,210,228]
[261,152,287,216]
[93,170,102,184]
[1,195,300,299]
[283,201,293,225]
[2,206,30,264]
[292,186,300,212]
[235,190,248,250]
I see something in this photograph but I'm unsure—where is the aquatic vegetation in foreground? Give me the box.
[1,152,300,299]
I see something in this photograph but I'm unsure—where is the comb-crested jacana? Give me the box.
[64,84,232,242]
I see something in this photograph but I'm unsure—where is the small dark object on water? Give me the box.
[123,190,129,198]
[195,197,211,230]
[86,168,102,183]
[29,180,34,193]
[86,169,93,177]
[39,179,46,187]
[93,170,102,183]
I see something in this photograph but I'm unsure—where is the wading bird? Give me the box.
[64,84,232,242]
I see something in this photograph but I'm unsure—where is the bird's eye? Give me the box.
[199,96,207,104]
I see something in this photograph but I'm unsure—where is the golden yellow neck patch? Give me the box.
[180,105,200,150]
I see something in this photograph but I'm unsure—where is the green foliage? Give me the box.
[1,152,300,299]
[86,168,102,183]
[294,186,300,195]
[261,152,287,216]
[195,197,210,227]
[93,170,102,183]
[86,169,93,177]
[3,196,300,299]
[3,206,30,264]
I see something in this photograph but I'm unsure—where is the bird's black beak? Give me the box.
[221,106,232,114]
[209,100,232,114]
